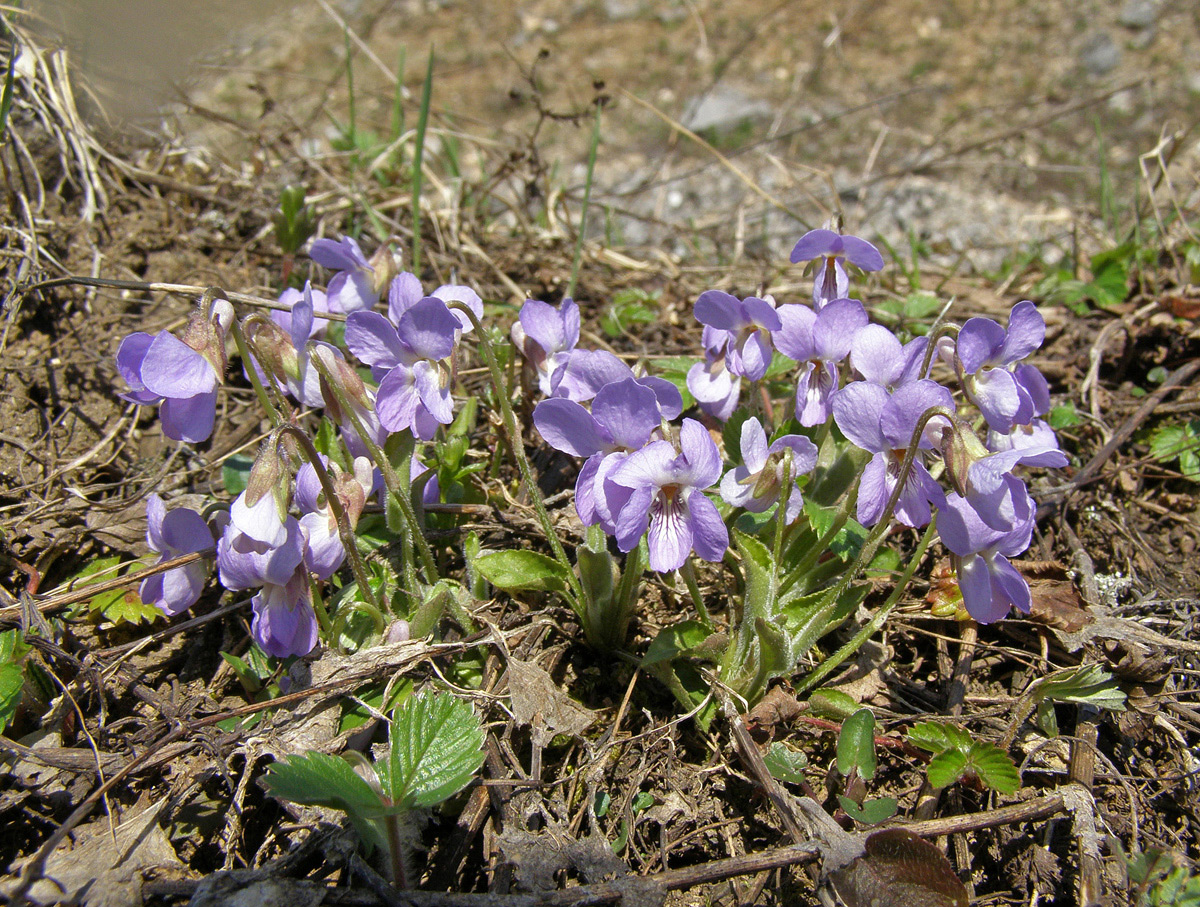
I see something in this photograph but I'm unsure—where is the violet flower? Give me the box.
[687,326,742,421]
[954,301,1047,433]
[937,488,1035,624]
[534,377,664,534]
[115,299,233,443]
[790,228,884,308]
[512,298,580,396]
[609,419,728,573]
[773,298,869,426]
[719,417,817,523]
[310,235,376,314]
[344,298,462,439]
[295,455,374,580]
[832,379,953,528]
[387,272,483,337]
[692,290,782,381]
[550,349,681,416]
[271,285,331,338]
[252,572,319,658]
[140,494,213,617]
[848,323,930,391]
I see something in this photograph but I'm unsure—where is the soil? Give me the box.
[2,2,1200,906]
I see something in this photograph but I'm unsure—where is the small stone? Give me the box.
[1118,0,1160,29]
[681,87,772,134]
[1080,31,1121,76]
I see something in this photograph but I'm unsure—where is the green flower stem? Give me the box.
[229,317,284,427]
[795,516,938,696]
[772,457,793,570]
[384,813,408,888]
[306,351,438,584]
[277,426,384,616]
[446,301,583,604]
[307,576,334,637]
[679,557,712,630]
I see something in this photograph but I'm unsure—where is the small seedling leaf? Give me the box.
[838,795,898,826]
[473,549,570,593]
[264,751,384,816]
[0,662,23,732]
[764,742,809,784]
[906,721,951,754]
[926,749,968,789]
[1033,664,1126,712]
[808,688,860,720]
[641,620,712,667]
[837,708,877,781]
[969,743,1020,794]
[383,691,485,809]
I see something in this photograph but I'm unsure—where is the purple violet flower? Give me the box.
[216,515,306,592]
[310,235,376,314]
[687,327,742,421]
[271,285,331,338]
[512,298,580,396]
[534,378,664,534]
[609,419,728,573]
[692,290,782,381]
[387,273,483,337]
[790,229,884,309]
[719,418,817,523]
[954,301,1047,433]
[115,299,234,443]
[140,494,214,617]
[345,298,462,439]
[937,488,1035,624]
[849,323,930,390]
[773,298,869,426]
[832,379,954,528]
[252,571,319,658]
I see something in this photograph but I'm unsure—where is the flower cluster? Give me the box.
[524,226,1065,624]
[117,237,450,657]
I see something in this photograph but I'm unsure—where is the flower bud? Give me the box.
[940,417,992,498]
[368,244,400,297]
[313,344,370,422]
[247,318,299,385]
[181,305,231,378]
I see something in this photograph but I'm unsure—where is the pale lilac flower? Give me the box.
[937,488,1035,624]
[687,327,742,421]
[609,419,728,573]
[534,378,663,534]
[790,229,884,308]
[551,349,682,416]
[773,298,869,425]
[295,456,373,579]
[832,380,953,528]
[140,494,213,617]
[955,301,1047,433]
[310,235,376,314]
[115,300,233,443]
[252,571,319,658]
[692,290,782,381]
[849,323,930,390]
[217,515,305,592]
[345,299,462,439]
[719,418,817,523]
[271,286,331,338]
[512,298,580,396]
[387,273,483,336]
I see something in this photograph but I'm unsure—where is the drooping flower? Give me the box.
[310,235,376,314]
[295,455,374,580]
[271,285,332,338]
[251,571,320,658]
[608,419,728,573]
[512,298,580,396]
[115,299,234,443]
[954,301,1047,433]
[140,494,214,617]
[773,298,869,426]
[534,377,664,534]
[937,488,1035,624]
[719,417,818,523]
[692,290,782,381]
[832,379,953,528]
[789,228,884,308]
[687,326,742,421]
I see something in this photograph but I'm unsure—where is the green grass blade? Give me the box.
[567,102,602,300]
[410,47,435,275]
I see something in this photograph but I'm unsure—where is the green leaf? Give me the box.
[838,795,898,825]
[380,691,485,810]
[808,688,859,720]
[906,721,972,756]
[1032,664,1126,713]
[970,743,1020,794]
[0,662,23,732]
[264,751,389,853]
[927,749,968,789]
[837,708,877,781]
[1048,402,1082,429]
[473,550,570,593]
[222,454,255,495]
[641,620,713,667]
[764,742,808,784]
